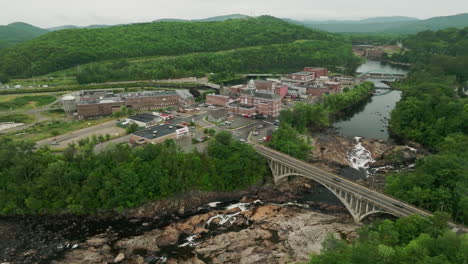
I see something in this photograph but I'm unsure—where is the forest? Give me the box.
[74,40,360,84]
[0,16,342,79]
[309,213,467,264]
[384,26,468,225]
[0,132,267,215]
[386,27,468,83]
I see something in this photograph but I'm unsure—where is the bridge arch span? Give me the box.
[269,159,397,224]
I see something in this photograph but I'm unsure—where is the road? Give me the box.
[252,142,467,233]
[37,119,125,149]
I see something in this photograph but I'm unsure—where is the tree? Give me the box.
[125,123,140,134]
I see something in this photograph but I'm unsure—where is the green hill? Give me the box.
[0,22,48,50]
[0,16,340,78]
[298,13,468,33]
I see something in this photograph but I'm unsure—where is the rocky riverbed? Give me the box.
[52,202,357,264]
[0,178,357,264]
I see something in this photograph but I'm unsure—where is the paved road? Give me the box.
[37,120,124,149]
[252,143,467,233]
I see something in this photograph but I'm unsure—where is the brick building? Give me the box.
[76,90,182,119]
[228,80,282,117]
[206,94,230,107]
[304,67,328,78]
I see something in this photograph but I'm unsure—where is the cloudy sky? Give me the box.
[1,0,467,28]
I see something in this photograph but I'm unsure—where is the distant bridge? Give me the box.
[357,71,407,80]
[251,142,466,233]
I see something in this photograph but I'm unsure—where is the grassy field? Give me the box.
[0,113,35,124]
[2,117,114,142]
[41,108,67,119]
[9,76,78,87]
[0,95,56,110]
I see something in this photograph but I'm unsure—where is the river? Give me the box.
[333,59,408,141]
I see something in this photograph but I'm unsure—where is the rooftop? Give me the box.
[133,124,185,140]
[293,71,313,76]
[128,113,158,123]
[175,89,194,99]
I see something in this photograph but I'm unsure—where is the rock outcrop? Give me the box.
[54,204,358,264]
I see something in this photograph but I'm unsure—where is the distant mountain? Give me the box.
[47,25,79,31]
[48,24,113,31]
[0,22,48,50]
[293,13,468,34]
[383,13,468,33]
[288,16,418,26]
[153,14,250,23]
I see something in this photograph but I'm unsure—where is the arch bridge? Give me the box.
[252,143,467,233]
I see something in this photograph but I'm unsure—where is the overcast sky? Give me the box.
[1,0,467,28]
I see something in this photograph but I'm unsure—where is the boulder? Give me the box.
[114,252,125,263]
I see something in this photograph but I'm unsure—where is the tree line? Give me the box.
[74,40,360,84]
[0,16,341,79]
[309,213,467,264]
[0,132,267,215]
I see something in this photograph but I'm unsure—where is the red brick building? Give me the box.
[234,89,282,117]
[254,80,275,92]
[304,67,328,78]
[275,85,289,98]
[290,71,315,82]
[206,94,230,107]
[77,91,181,119]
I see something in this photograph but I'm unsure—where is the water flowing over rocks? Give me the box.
[52,203,358,264]
[312,130,425,176]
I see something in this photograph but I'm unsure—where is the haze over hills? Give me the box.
[153,14,250,23]
[294,13,468,33]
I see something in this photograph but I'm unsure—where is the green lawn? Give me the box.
[0,113,35,124]
[0,95,56,110]
[2,117,114,142]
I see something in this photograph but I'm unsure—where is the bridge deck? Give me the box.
[252,143,467,233]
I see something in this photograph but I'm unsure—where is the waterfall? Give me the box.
[347,137,375,175]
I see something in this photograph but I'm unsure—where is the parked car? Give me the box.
[239,138,246,142]
[255,114,266,119]
[243,115,251,118]
[253,131,260,136]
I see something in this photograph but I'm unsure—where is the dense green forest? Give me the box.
[74,40,360,84]
[0,22,48,50]
[0,16,340,78]
[386,134,468,224]
[267,124,312,161]
[0,132,267,215]
[389,71,467,147]
[309,213,467,263]
[385,26,468,225]
[388,27,468,83]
